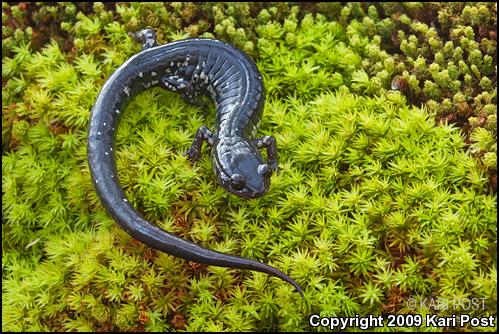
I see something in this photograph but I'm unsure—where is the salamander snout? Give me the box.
[216,151,273,199]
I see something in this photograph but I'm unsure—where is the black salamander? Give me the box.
[87,29,303,298]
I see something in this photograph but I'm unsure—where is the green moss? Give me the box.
[2,2,497,332]
[339,2,497,182]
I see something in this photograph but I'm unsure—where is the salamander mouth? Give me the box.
[215,169,268,199]
[229,175,269,198]
[232,187,267,199]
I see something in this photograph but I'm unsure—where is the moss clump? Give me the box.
[3,86,497,330]
[2,2,497,332]
[322,2,497,190]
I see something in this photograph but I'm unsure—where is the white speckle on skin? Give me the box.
[105,151,109,155]
[151,71,157,76]
[170,62,174,66]
[95,179,99,184]
[115,109,120,114]
[177,62,182,67]
[103,122,106,126]
[97,131,101,135]
[123,198,128,202]
[123,86,130,96]
[110,174,114,178]
[139,72,143,77]
[110,147,113,151]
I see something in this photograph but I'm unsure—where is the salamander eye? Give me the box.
[258,164,271,176]
[230,173,245,190]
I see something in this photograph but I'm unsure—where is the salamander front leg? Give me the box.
[184,126,214,162]
[253,135,279,174]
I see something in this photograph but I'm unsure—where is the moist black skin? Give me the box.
[87,29,303,298]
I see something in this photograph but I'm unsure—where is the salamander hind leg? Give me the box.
[160,75,202,106]
[184,125,214,162]
[133,28,158,50]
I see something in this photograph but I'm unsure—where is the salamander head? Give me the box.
[212,141,273,199]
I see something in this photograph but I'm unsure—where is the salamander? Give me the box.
[87,29,303,298]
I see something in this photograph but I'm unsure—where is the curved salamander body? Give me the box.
[87,29,303,298]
